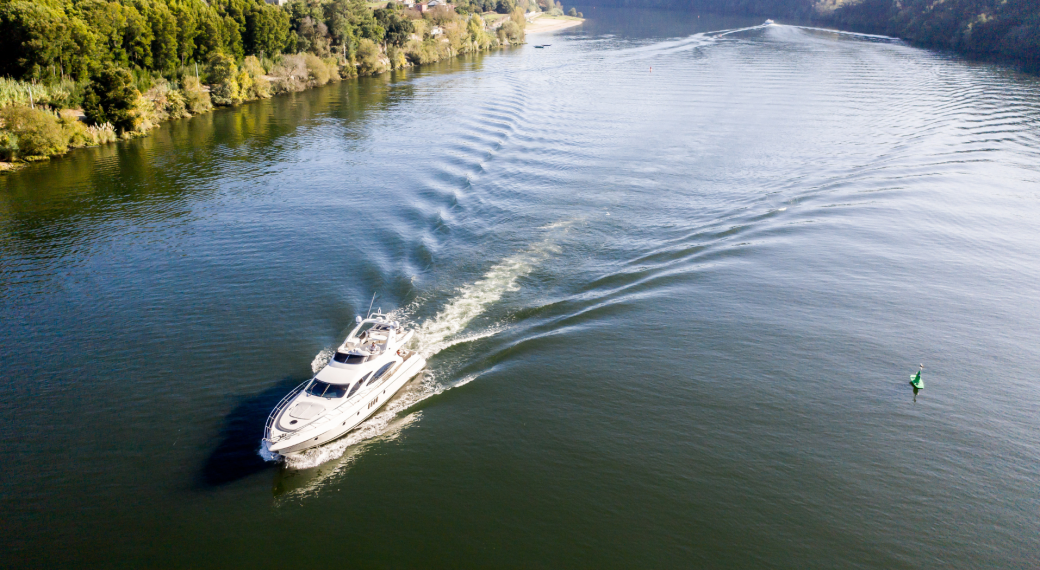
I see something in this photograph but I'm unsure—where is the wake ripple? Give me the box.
[271,228,566,470]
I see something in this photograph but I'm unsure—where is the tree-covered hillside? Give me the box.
[0,0,362,81]
[818,0,1040,66]
[578,0,1038,66]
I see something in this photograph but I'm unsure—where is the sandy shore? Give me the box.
[526,15,584,34]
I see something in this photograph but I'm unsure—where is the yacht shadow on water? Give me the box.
[198,377,304,487]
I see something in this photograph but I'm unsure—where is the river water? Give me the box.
[2,8,1038,568]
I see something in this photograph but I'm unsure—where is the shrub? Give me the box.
[241,56,271,100]
[511,6,527,30]
[468,15,495,49]
[323,58,342,82]
[496,0,516,14]
[207,53,242,106]
[404,39,439,65]
[270,54,309,93]
[61,114,92,148]
[498,21,522,43]
[138,81,190,128]
[357,39,389,75]
[304,53,331,85]
[387,45,409,69]
[567,7,576,16]
[180,76,213,114]
[83,65,141,134]
[61,115,118,148]
[165,90,189,119]
[0,78,81,110]
[0,105,68,158]
[88,123,118,145]
[0,130,18,161]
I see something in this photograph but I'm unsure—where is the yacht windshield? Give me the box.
[306,380,348,398]
[333,352,367,364]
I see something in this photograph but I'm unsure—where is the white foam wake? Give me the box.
[267,227,570,470]
[413,248,549,357]
[311,346,336,374]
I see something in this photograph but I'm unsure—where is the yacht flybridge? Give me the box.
[263,311,427,456]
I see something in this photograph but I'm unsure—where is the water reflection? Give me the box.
[0,74,400,252]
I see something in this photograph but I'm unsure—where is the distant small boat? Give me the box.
[535,45,545,48]
[763,19,775,25]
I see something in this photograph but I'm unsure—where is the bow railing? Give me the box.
[263,380,310,443]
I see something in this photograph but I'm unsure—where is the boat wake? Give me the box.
[265,227,568,471]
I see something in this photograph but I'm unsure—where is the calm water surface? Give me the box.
[2,9,1039,568]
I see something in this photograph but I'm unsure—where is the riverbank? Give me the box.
[0,3,532,174]
[816,0,1040,71]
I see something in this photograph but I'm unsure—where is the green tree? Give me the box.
[355,37,386,75]
[320,0,384,57]
[0,104,68,158]
[206,51,241,105]
[374,5,414,47]
[0,0,73,79]
[222,14,244,58]
[180,74,212,113]
[144,0,179,74]
[240,54,270,98]
[510,6,526,30]
[496,0,516,15]
[246,3,290,57]
[82,63,140,133]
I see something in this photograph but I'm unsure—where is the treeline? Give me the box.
[0,0,295,80]
[818,0,1040,66]
[0,0,540,165]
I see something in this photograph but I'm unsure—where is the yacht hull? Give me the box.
[268,353,427,456]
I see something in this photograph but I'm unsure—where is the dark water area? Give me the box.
[2,9,1039,568]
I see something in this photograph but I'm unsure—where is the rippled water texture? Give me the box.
[2,9,1038,568]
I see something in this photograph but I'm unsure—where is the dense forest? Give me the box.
[0,0,564,164]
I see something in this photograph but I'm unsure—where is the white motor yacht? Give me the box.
[263,311,427,457]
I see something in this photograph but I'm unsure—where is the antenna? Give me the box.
[367,293,377,318]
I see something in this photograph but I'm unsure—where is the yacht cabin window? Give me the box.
[306,380,348,399]
[347,373,371,398]
[369,362,394,384]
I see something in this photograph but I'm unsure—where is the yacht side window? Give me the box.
[347,373,371,398]
[369,362,394,384]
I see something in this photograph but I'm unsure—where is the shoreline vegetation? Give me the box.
[0,0,583,172]
[814,0,1039,69]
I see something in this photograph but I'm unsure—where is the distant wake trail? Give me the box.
[608,23,770,64]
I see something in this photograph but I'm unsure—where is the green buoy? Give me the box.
[910,364,924,390]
